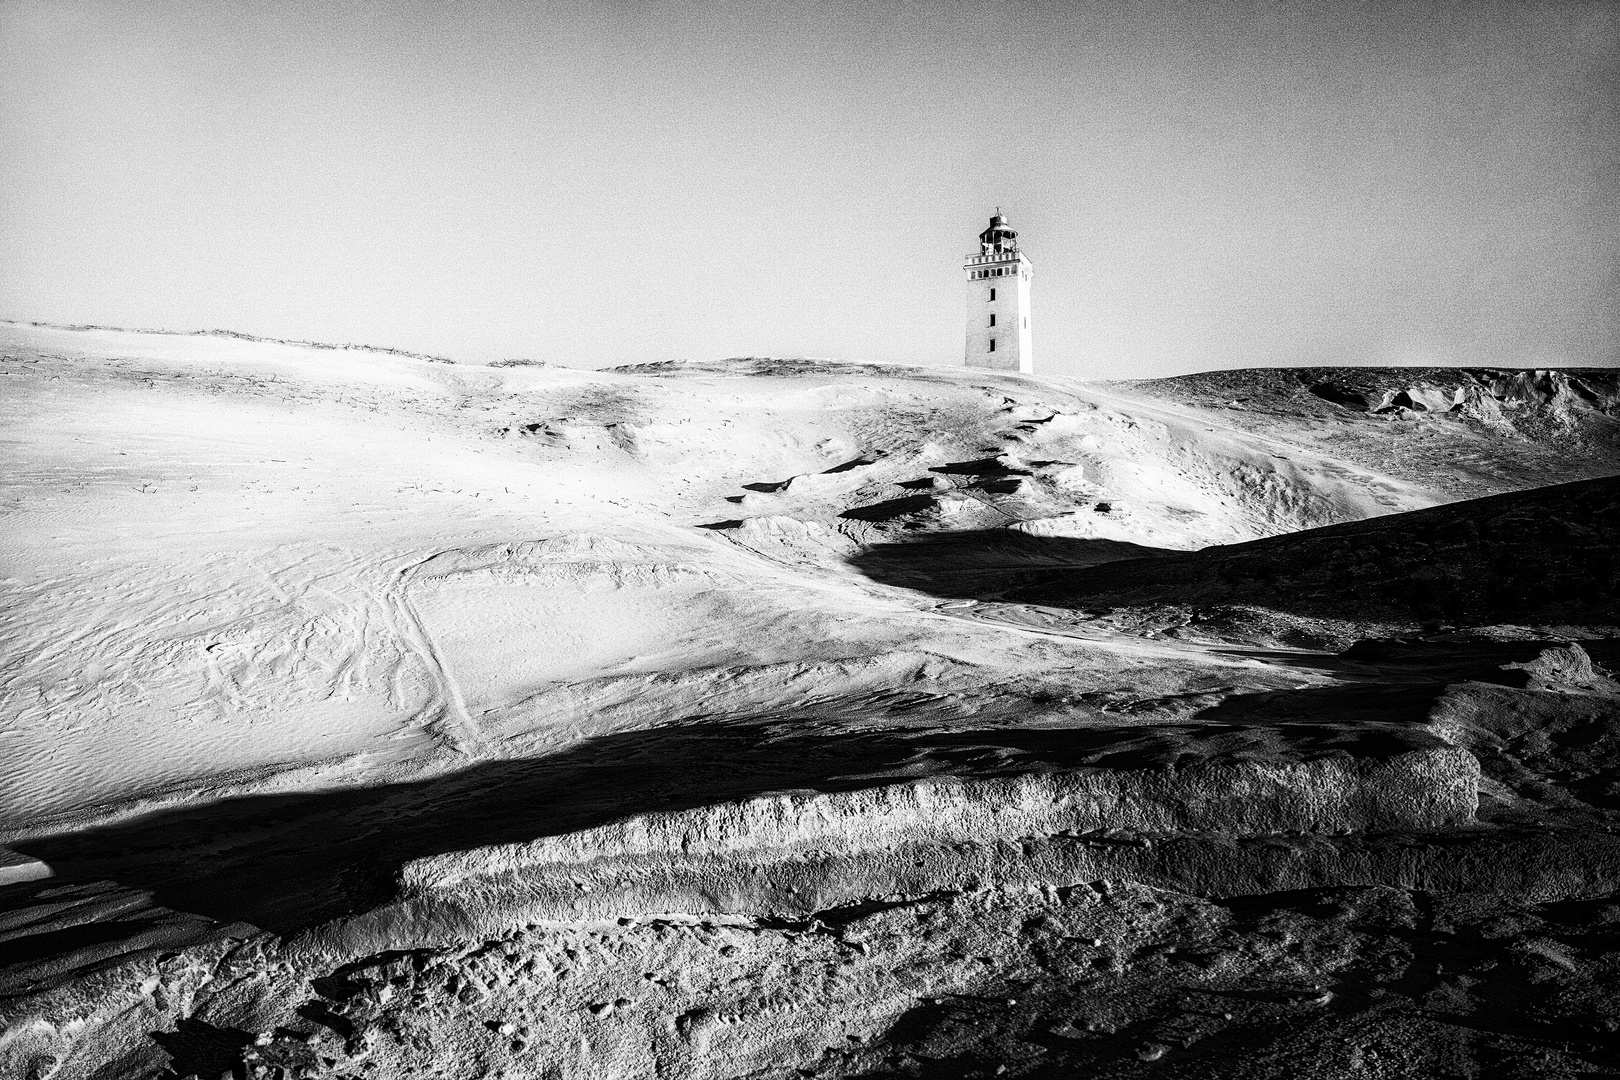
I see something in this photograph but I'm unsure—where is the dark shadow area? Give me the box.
[1184,638,1601,723]
[149,1018,254,1080]
[12,706,1456,937]
[0,918,153,967]
[0,879,226,997]
[929,457,1032,477]
[850,477,1620,626]
[1340,637,1620,681]
[297,1000,355,1038]
[1307,381,1372,410]
[839,494,943,522]
[847,528,1170,597]
[1215,638,1563,675]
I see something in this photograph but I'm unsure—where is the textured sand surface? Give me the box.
[1,323,1617,1078]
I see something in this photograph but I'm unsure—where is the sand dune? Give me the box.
[2,322,1468,835]
[1,322,1616,1079]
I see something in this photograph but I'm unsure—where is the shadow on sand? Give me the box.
[846,529,1170,600]
[846,478,1620,625]
[11,704,1462,936]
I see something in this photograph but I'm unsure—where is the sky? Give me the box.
[1,0,1617,378]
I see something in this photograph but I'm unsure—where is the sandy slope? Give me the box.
[1,322,1617,1079]
[0,323,1480,836]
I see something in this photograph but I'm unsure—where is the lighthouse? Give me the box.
[963,210,1033,373]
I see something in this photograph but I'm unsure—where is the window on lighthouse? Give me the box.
[989,339,996,352]
[989,288,996,301]
[989,314,996,326]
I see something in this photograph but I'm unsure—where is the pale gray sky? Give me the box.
[2,0,1616,377]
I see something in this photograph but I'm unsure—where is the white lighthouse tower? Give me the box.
[963,210,1033,373]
